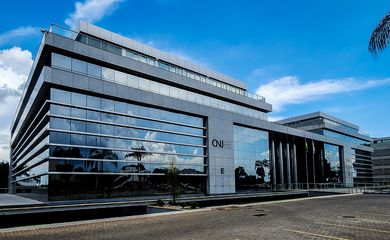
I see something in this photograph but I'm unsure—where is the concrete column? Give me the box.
[279,141,284,190]
[293,143,298,188]
[271,140,277,190]
[286,142,291,189]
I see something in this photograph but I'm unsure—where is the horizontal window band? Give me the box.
[49,156,207,166]
[12,158,49,177]
[48,100,206,130]
[12,100,50,155]
[49,128,207,148]
[47,171,208,177]
[49,143,207,158]
[12,129,50,167]
[48,112,206,138]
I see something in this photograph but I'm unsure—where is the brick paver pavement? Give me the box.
[0,194,389,240]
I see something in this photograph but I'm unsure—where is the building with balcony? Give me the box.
[9,22,373,201]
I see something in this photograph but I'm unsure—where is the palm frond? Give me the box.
[369,11,390,55]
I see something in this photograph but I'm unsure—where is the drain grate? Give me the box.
[253,213,267,217]
[342,215,356,219]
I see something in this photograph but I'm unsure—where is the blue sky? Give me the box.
[0,0,390,160]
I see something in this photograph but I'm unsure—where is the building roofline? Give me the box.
[76,21,248,90]
[275,111,359,130]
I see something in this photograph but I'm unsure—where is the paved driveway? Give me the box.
[1,194,389,240]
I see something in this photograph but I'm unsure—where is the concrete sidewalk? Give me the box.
[0,194,43,208]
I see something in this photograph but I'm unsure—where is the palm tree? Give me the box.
[369,11,390,55]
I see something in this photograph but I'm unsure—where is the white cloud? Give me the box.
[255,75,390,112]
[0,47,33,90]
[0,26,39,46]
[65,0,124,28]
[0,47,33,162]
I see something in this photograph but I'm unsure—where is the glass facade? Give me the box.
[323,144,341,183]
[316,129,371,146]
[351,149,373,184]
[51,53,267,120]
[46,88,207,200]
[234,125,270,191]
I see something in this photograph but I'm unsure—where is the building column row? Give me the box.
[271,139,298,190]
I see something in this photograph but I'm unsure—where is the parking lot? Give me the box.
[0,194,389,239]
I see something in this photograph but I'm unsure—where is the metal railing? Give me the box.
[272,182,390,194]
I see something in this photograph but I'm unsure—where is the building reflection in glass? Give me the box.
[323,143,341,182]
[234,125,270,191]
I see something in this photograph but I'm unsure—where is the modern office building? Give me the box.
[277,112,373,184]
[9,22,373,201]
[371,137,390,184]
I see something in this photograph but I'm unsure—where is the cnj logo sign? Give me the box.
[212,139,224,148]
[211,139,232,149]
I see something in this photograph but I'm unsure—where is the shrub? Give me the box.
[156,199,164,206]
[189,201,199,209]
[179,202,187,209]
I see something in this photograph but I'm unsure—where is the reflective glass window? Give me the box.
[52,53,71,70]
[71,108,86,118]
[101,99,114,111]
[87,95,101,109]
[115,70,127,85]
[51,105,70,116]
[71,134,86,145]
[87,122,100,134]
[101,124,114,135]
[51,89,71,104]
[71,58,87,74]
[51,117,70,130]
[87,110,100,121]
[70,120,86,132]
[87,63,101,78]
[71,92,86,106]
[51,132,70,144]
[102,67,115,82]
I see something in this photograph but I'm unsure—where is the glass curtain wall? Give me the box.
[48,88,207,200]
[233,125,270,191]
[323,144,341,183]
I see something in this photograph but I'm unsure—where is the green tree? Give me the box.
[166,164,180,205]
[369,11,390,55]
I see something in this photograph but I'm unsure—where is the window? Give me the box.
[87,96,101,109]
[71,58,87,74]
[70,120,86,132]
[87,122,100,134]
[71,134,86,145]
[51,132,70,144]
[115,101,127,113]
[115,71,127,85]
[87,63,101,78]
[52,89,71,104]
[102,67,115,82]
[127,74,138,88]
[101,99,114,111]
[71,108,86,118]
[51,105,70,116]
[52,53,71,70]
[87,110,100,121]
[71,92,86,106]
[101,124,114,135]
[50,118,70,130]
[88,37,101,48]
